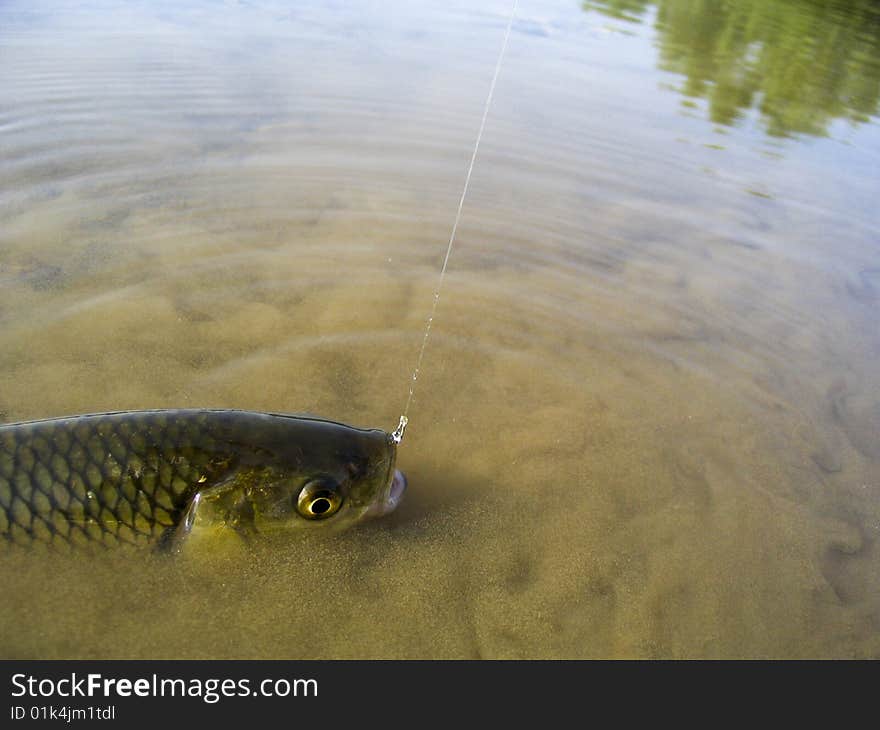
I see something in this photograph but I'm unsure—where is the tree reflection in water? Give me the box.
[583,0,880,137]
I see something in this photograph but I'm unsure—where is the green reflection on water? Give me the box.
[584,0,880,137]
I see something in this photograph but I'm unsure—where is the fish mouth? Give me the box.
[367,469,407,518]
[388,469,407,511]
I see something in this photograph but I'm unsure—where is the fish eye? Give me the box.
[296,479,343,520]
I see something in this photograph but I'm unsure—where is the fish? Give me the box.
[0,409,407,550]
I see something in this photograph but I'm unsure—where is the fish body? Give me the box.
[0,409,406,549]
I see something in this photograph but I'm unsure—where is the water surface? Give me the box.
[1,0,879,658]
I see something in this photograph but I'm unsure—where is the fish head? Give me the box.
[209,414,407,535]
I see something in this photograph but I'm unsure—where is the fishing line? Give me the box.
[393,0,518,444]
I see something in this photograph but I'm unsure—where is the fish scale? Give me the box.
[0,410,221,549]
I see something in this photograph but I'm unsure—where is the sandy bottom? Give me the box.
[1,0,878,659]
[1,221,878,658]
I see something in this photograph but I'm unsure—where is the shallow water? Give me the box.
[1,0,879,658]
